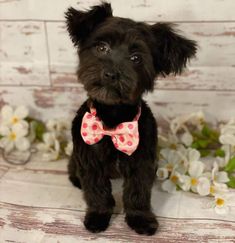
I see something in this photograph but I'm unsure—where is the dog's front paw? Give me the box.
[84,211,112,233]
[125,212,158,235]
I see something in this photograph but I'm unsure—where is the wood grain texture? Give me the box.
[49,66,235,91]
[46,22,77,74]
[1,0,235,22]
[0,156,235,243]
[46,22,235,74]
[39,22,235,90]
[0,86,86,120]
[1,202,235,243]
[1,21,235,89]
[155,66,235,91]
[0,21,50,86]
[0,86,234,121]
[1,1,235,242]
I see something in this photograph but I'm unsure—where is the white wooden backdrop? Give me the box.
[0,0,235,121]
[1,1,235,242]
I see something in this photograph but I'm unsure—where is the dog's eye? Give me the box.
[96,42,110,54]
[130,54,142,64]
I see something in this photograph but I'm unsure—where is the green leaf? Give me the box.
[224,156,235,173]
[36,122,46,141]
[215,149,225,158]
[201,124,219,141]
[191,141,199,149]
[191,131,205,140]
[176,185,181,191]
[0,134,3,139]
[201,125,211,137]
[30,120,46,141]
[199,149,211,157]
[227,175,235,188]
[197,139,209,148]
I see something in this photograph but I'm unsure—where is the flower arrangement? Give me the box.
[0,105,73,163]
[157,111,235,215]
[0,105,234,215]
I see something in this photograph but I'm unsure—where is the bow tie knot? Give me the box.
[80,108,141,156]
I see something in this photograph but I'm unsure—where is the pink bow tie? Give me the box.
[80,107,141,156]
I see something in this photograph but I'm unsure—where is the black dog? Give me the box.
[65,2,196,235]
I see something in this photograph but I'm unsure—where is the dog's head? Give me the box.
[65,2,197,105]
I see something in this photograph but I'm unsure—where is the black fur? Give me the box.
[65,2,197,235]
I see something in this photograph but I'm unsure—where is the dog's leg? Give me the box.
[121,159,158,235]
[81,168,115,233]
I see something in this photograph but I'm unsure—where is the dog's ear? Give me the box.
[65,2,112,46]
[150,23,197,76]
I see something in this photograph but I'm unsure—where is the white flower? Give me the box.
[37,132,60,161]
[213,194,229,215]
[219,123,235,146]
[158,133,181,149]
[1,105,29,128]
[209,181,229,196]
[46,118,71,133]
[162,171,182,193]
[65,141,73,156]
[176,147,201,174]
[179,160,210,196]
[0,123,30,153]
[159,148,181,172]
[180,132,193,146]
[212,162,229,184]
[170,111,205,134]
[213,145,232,168]
[196,177,211,196]
[156,167,169,180]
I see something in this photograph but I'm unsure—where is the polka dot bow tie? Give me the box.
[80,107,141,156]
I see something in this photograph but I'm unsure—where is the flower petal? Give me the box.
[43,132,56,146]
[54,139,60,152]
[19,120,29,130]
[42,151,59,161]
[14,106,29,119]
[181,132,193,146]
[0,125,10,136]
[178,175,191,191]
[197,177,210,196]
[220,125,235,136]
[0,137,11,148]
[4,140,15,153]
[189,161,204,177]
[160,148,172,161]
[157,168,169,180]
[216,172,230,183]
[212,162,219,180]
[162,180,177,193]
[65,141,73,156]
[46,119,57,132]
[188,148,200,162]
[12,123,28,137]
[219,134,235,146]
[214,205,229,215]
[37,143,49,152]
[213,182,229,194]
[15,137,30,151]
[1,105,13,120]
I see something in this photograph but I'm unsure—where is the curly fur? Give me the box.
[65,2,197,235]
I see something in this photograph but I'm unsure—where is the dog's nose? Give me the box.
[103,70,119,82]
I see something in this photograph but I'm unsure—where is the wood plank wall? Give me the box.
[0,0,235,121]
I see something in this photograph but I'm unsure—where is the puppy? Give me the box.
[65,2,197,235]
